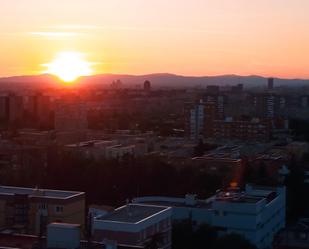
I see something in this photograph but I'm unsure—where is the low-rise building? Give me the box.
[92,204,172,249]
[65,140,118,160]
[47,223,81,249]
[105,144,136,159]
[0,224,146,249]
[133,184,286,249]
[191,145,243,182]
[0,185,85,235]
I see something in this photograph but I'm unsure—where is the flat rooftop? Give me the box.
[99,204,168,224]
[65,140,116,148]
[138,200,211,209]
[215,187,277,204]
[215,195,263,204]
[0,185,84,199]
[48,222,80,229]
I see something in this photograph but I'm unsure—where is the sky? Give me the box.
[1,0,309,78]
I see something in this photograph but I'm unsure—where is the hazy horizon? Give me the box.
[1,72,309,81]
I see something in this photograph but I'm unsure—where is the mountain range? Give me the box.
[0,73,308,89]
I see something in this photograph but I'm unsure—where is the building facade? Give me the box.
[92,204,172,249]
[133,184,286,249]
[54,101,88,131]
[0,185,85,235]
[184,101,205,140]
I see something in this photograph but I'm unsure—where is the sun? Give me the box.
[44,51,93,83]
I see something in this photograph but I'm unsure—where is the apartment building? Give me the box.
[184,101,205,140]
[92,203,172,249]
[0,185,85,235]
[212,117,271,141]
[133,184,286,249]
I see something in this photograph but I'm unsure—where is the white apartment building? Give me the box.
[92,204,172,249]
[133,184,286,249]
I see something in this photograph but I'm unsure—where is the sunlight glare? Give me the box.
[44,51,93,82]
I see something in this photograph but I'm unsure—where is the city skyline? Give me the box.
[1,0,309,80]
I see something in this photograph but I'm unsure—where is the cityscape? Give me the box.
[0,1,309,249]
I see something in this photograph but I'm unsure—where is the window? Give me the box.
[55,206,64,213]
[38,203,47,210]
[214,210,226,216]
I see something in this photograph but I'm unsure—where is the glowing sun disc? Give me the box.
[44,51,93,82]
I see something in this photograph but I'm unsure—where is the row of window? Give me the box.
[38,203,64,213]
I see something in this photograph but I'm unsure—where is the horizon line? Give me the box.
[0,72,308,81]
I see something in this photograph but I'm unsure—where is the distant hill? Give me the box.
[0,73,308,89]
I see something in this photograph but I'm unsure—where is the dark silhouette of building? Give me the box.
[274,218,309,249]
[251,93,286,119]
[143,80,151,91]
[206,85,220,94]
[8,94,23,126]
[0,94,9,123]
[268,77,274,90]
[203,94,226,120]
[231,84,244,93]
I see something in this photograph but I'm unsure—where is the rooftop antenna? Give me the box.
[126,198,132,217]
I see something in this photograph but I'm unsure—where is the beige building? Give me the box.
[0,185,85,235]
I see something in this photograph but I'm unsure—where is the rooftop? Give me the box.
[0,185,84,199]
[134,185,281,208]
[107,144,135,149]
[98,204,169,224]
[48,222,80,229]
[215,186,278,204]
[215,192,263,204]
[139,200,211,209]
[65,140,117,148]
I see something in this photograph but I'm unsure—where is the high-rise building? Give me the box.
[184,101,205,140]
[36,94,52,128]
[143,80,151,91]
[231,84,244,93]
[203,94,226,119]
[206,85,220,94]
[0,94,9,122]
[268,78,274,90]
[252,94,286,119]
[252,94,275,119]
[300,95,309,108]
[185,100,224,140]
[8,94,23,125]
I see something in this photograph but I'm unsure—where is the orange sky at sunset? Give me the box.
[1,0,309,79]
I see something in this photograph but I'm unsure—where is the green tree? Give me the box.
[172,220,194,249]
[193,224,217,249]
[193,139,205,157]
[212,233,257,249]
[285,160,306,220]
